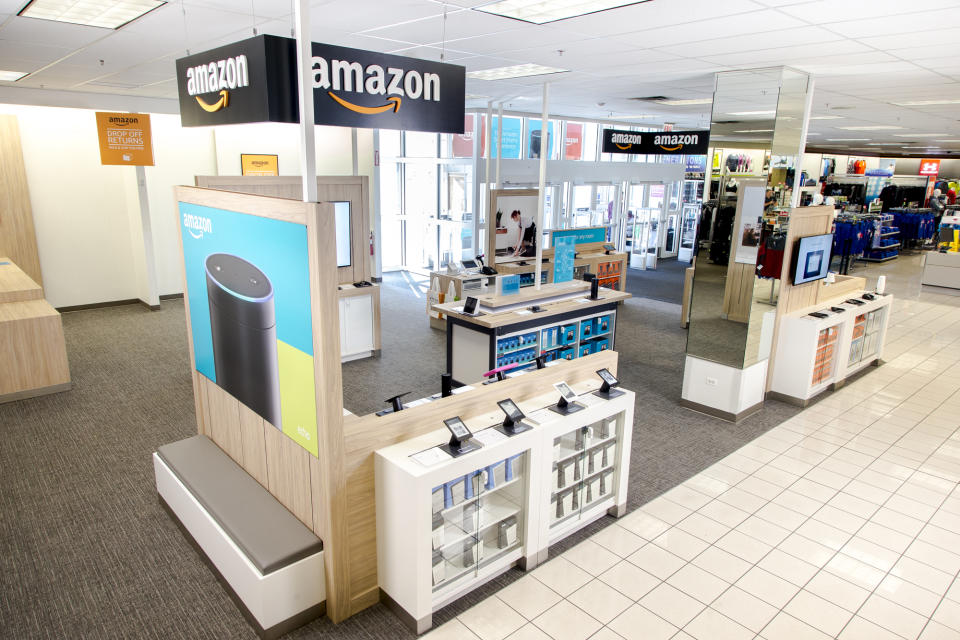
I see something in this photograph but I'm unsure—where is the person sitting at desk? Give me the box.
[511,210,537,257]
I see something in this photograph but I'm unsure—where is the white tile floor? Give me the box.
[425,284,960,640]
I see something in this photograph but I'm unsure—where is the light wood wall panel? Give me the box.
[263,423,314,528]
[238,403,268,487]
[0,116,43,286]
[202,377,243,465]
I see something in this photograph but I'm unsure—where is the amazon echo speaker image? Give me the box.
[205,253,282,429]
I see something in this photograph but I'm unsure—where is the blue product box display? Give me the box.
[580,318,594,338]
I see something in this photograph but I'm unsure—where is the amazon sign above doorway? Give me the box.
[176,34,466,134]
[601,128,709,155]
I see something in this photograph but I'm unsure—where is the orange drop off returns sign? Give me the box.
[95,112,154,166]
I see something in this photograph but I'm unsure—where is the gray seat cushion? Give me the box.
[158,435,323,575]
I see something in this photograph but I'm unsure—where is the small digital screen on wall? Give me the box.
[335,201,351,267]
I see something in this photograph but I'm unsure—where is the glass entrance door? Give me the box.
[628,183,664,270]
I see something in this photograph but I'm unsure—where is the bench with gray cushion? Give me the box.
[154,435,325,638]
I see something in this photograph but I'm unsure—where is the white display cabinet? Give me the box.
[375,386,634,633]
[770,293,892,404]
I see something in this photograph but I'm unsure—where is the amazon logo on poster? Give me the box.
[184,54,249,112]
[311,56,440,116]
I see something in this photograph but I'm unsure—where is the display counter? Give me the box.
[922,252,960,289]
[376,377,633,633]
[769,290,892,405]
[433,281,630,385]
[426,271,496,329]
[0,258,71,403]
[496,247,627,292]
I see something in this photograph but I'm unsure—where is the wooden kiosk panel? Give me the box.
[0,116,43,286]
[0,259,70,403]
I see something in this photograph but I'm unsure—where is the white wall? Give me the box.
[0,105,217,307]
[213,122,355,176]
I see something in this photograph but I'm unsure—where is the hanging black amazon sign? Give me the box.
[176,34,466,134]
[601,128,709,155]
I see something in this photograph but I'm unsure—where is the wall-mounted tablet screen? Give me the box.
[334,201,351,268]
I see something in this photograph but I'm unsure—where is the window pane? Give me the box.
[405,131,438,157]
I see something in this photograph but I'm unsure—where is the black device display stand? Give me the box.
[535,355,546,370]
[549,393,584,415]
[593,378,624,399]
[376,392,410,416]
[495,400,533,436]
[441,417,483,458]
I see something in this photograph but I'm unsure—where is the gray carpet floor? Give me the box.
[0,271,808,639]
[623,257,688,305]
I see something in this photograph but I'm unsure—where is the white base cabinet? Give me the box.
[375,387,634,633]
[339,292,375,362]
[770,292,892,404]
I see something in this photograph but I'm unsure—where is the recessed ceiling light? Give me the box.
[466,63,569,81]
[475,0,651,24]
[734,129,773,133]
[19,0,165,29]
[726,110,776,116]
[827,138,871,141]
[656,98,712,106]
[836,125,904,131]
[0,70,28,82]
[809,115,844,120]
[893,133,947,137]
[891,99,960,106]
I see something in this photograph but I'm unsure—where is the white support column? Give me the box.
[135,164,160,308]
[495,101,503,189]
[351,127,359,176]
[372,128,383,279]
[484,100,493,260]
[294,0,317,202]
[534,82,549,291]
[470,114,482,259]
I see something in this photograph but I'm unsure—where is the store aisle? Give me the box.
[426,291,960,640]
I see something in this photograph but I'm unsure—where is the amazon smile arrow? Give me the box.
[328,92,401,115]
[196,89,229,112]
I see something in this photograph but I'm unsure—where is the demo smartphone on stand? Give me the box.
[442,416,483,457]
[593,368,624,399]
[496,399,533,436]
[462,296,481,316]
[549,381,584,415]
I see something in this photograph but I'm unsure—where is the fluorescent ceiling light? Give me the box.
[619,114,657,119]
[656,98,712,106]
[892,99,960,106]
[0,70,28,81]
[734,129,773,133]
[805,132,820,135]
[466,63,569,81]
[19,0,165,29]
[809,115,843,120]
[893,133,947,138]
[835,125,904,131]
[475,0,651,24]
[464,94,490,100]
[827,138,870,141]
[726,110,776,116]
[938,139,960,143]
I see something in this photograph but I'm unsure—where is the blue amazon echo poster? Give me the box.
[179,202,318,457]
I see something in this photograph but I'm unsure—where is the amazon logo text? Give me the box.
[312,56,441,110]
[185,55,249,96]
[183,213,213,240]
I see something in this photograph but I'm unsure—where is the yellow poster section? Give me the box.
[277,339,319,457]
[241,154,279,176]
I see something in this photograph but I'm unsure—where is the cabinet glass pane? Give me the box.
[431,452,526,594]
[550,414,621,529]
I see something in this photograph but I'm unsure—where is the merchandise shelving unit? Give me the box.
[770,292,892,404]
[495,311,614,370]
[375,387,634,633]
[861,214,900,263]
[436,281,630,385]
